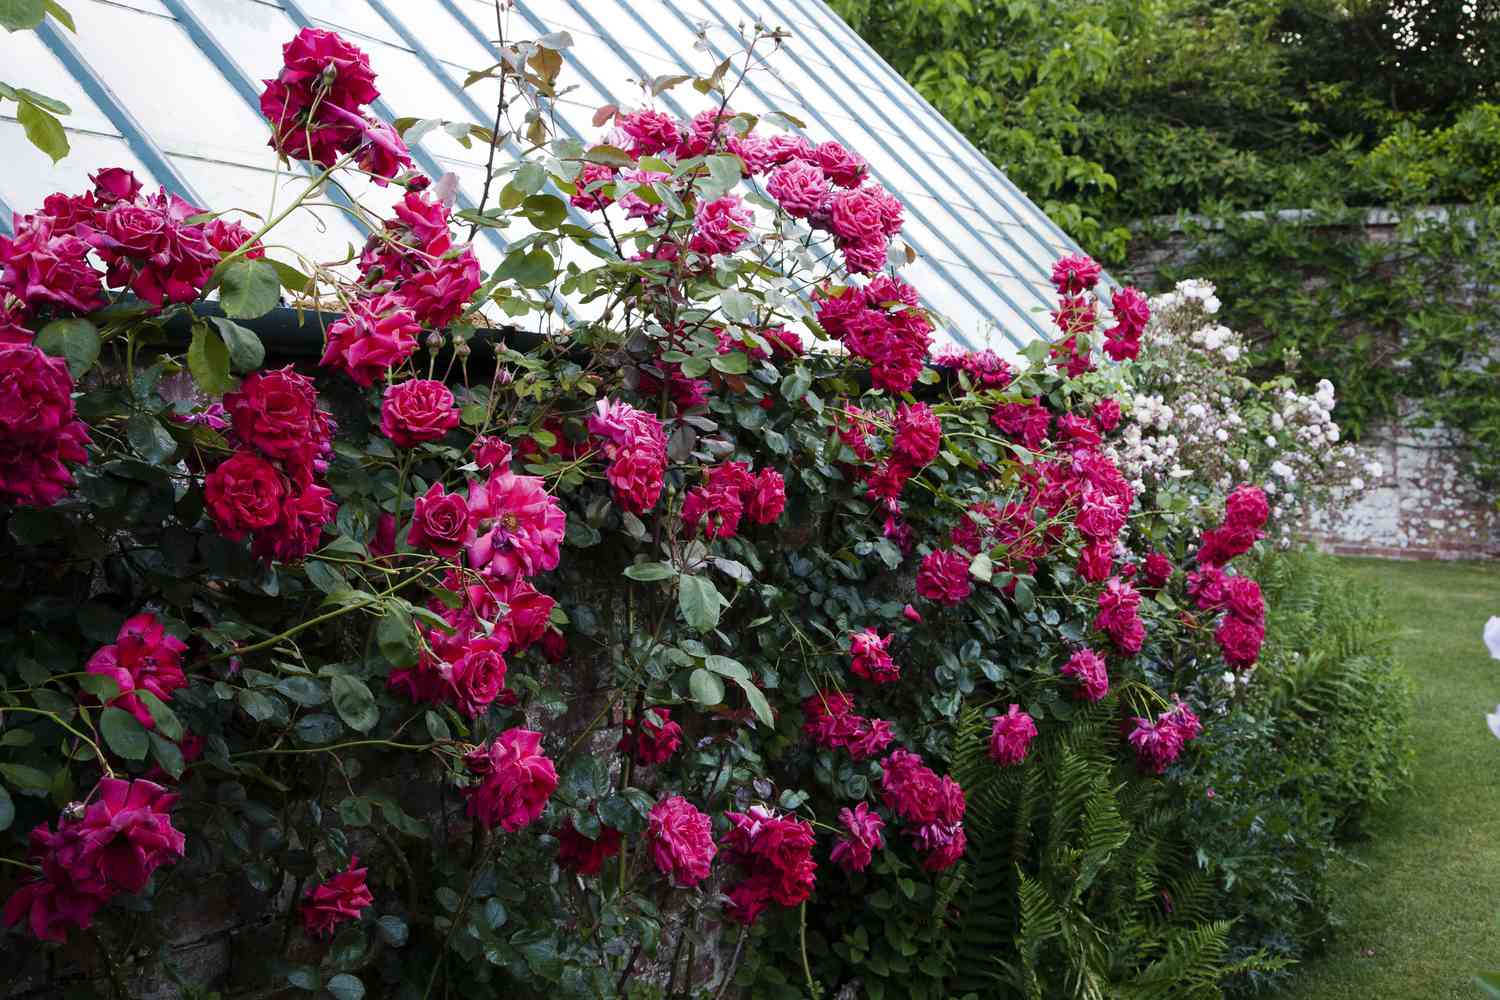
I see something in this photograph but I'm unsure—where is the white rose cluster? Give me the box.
[1116,278,1376,537]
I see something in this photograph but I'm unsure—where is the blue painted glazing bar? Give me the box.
[155,0,369,235]
[33,19,202,206]
[510,0,693,121]
[0,195,14,235]
[737,0,1057,311]
[365,0,600,241]
[658,2,1035,348]
[788,0,1111,286]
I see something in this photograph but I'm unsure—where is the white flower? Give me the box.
[1488,705,1500,741]
[1215,428,1229,442]
[1221,344,1241,362]
[1365,460,1384,478]
[1486,617,1500,661]
[1264,436,1278,448]
[1350,477,1364,491]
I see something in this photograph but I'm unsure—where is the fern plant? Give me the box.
[945,704,1286,998]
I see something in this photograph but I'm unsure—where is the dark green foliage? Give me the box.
[1174,551,1413,993]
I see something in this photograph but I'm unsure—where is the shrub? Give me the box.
[0,18,1403,1000]
[1173,550,1413,993]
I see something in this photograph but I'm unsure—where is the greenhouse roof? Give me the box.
[1,0,1102,353]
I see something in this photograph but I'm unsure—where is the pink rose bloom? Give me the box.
[647,795,717,887]
[891,402,941,468]
[1077,539,1115,583]
[464,469,565,580]
[902,603,923,623]
[1215,614,1265,669]
[0,342,92,507]
[1050,252,1102,294]
[224,366,323,466]
[1197,523,1261,567]
[321,292,421,386]
[398,246,480,329]
[463,728,557,831]
[766,159,830,218]
[3,778,185,942]
[913,819,967,872]
[721,806,817,917]
[96,190,219,309]
[570,162,616,212]
[850,628,899,684]
[202,217,263,259]
[91,167,143,205]
[1223,575,1265,622]
[879,749,946,824]
[830,803,885,873]
[746,468,786,524]
[614,108,682,157]
[618,707,684,766]
[814,140,866,187]
[846,717,895,761]
[300,855,374,937]
[989,704,1038,766]
[616,168,670,223]
[1142,552,1173,589]
[1109,286,1151,338]
[381,378,459,448]
[471,435,514,471]
[991,399,1051,450]
[85,614,188,729]
[0,214,102,313]
[1061,647,1109,701]
[588,398,668,515]
[1225,483,1270,531]
[370,512,397,557]
[1129,716,1186,775]
[1186,566,1229,610]
[829,186,887,245]
[408,481,472,557]
[688,195,753,257]
[448,635,508,717]
[1094,398,1122,431]
[489,578,557,653]
[916,549,972,605]
[761,133,816,167]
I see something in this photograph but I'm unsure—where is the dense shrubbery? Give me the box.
[0,18,1410,1000]
[1176,550,1412,993]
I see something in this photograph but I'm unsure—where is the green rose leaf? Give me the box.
[209,316,265,372]
[35,318,99,378]
[126,413,178,466]
[15,98,67,162]
[331,674,379,733]
[188,321,234,395]
[99,706,149,761]
[623,561,676,582]
[0,0,45,31]
[688,667,725,705]
[217,258,281,319]
[678,574,723,633]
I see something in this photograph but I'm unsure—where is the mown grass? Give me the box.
[1279,557,1500,999]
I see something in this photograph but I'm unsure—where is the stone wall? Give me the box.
[1303,415,1499,560]
[1126,207,1497,562]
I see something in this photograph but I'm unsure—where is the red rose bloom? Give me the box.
[916,549,972,605]
[618,707,684,766]
[830,803,885,874]
[381,378,459,448]
[224,366,322,466]
[448,635,508,717]
[408,481,472,557]
[205,452,286,540]
[1061,647,1110,701]
[556,818,622,876]
[300,856,374,938]
[989,704,1038,766]
[320,292,421,386]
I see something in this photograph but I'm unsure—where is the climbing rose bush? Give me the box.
[0,21,1277,998]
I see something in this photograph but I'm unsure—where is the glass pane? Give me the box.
[0,126,159,216]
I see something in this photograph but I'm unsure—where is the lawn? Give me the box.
[1280,557,1500,999]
